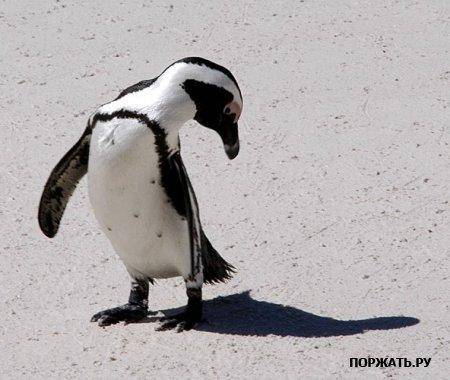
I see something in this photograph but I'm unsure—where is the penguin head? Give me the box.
[172,57,243,159]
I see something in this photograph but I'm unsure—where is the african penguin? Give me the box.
[38,57,243,332]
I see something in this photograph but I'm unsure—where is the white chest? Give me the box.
[87,118,190,279]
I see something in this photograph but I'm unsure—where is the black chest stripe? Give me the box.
[92,110,187,217]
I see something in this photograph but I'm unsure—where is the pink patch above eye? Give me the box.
[227,101,242,122]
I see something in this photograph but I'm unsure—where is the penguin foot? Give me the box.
[91,303,148,326]
[156,309,202,332]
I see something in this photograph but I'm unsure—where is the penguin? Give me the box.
[38,57,243,332]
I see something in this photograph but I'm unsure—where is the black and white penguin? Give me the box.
[38,57,243,332]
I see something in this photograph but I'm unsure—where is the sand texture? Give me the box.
[1,0,449,378]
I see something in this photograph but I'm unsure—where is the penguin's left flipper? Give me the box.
[156,153,204,332]
[38,126,91,238]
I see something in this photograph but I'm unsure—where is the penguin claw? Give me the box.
[91,303,148,326]
[155,313,200,332]
[96,315,120,327]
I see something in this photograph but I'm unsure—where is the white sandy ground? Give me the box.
[0,0,449,378]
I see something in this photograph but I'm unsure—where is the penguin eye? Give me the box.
[224,106,231,115]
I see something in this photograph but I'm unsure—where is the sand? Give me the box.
[1,0,449,378]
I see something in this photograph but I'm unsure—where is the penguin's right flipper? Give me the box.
[38,126,91,238]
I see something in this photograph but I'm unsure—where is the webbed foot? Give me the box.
[156,309,202,332]
[156,287,202,332]
[91,303,148,326]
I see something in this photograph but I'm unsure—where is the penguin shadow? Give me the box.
[146,291,419,337]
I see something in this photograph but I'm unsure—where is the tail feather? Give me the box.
[201,232,235,284]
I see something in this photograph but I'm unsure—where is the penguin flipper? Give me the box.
[38,126,91,238]
[170,152,235,284]
[170,152,203,278]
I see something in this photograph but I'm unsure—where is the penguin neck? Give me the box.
[150,76,196,155]
[98,65,198,154]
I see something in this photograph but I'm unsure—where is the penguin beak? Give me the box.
[224,140,240,160]
[219,121,240,160]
